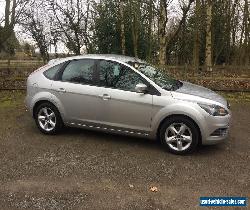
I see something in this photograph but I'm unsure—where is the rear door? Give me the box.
[51,59,103,124]
[96,59,154,133]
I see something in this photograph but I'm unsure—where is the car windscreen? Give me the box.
[126,62,182,91]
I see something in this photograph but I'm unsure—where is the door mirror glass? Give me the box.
[135,83,147,93]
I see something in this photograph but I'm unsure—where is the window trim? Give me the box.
[96,59,160,95]
[55,58,98,86]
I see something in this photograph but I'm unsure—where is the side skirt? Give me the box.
[65,121,152,138]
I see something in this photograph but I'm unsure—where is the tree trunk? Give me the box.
[193,0,200,71]
[231,0,238,64]
[54,42,58,58]
[130,0,139,58]
[147,0,153,60]
[205,0,212,71]
[225,0,232,64]
[132,18,138,58]
[158,0,167,66]
[119,0,126,55]
[5,0,10,27]
[243,0,249,65]
[248,5,250,66]
[11,0,17,26]
[74,29,81,55]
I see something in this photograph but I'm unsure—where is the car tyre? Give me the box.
[159,116,199,155]
[35,102,63,134]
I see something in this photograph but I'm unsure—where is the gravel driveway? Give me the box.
[0,91,249,209]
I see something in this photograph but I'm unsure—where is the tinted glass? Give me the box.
[44,63,64,80]
[127,61,182,91]
[62,59,95,84]
[99,60,144,92]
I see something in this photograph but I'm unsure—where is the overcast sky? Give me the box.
[0,1,4,20]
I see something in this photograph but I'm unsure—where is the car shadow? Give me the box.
[63,126,161,150]
[60,126,226,156]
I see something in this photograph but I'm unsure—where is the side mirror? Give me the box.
[135,83,148,93]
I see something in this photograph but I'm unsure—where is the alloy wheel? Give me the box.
[165,123,193,151]
[37,107,56,132]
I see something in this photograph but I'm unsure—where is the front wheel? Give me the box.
[35,102,63,134]
[159,116,199,155]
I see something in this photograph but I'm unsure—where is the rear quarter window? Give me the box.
[43,63,64,80]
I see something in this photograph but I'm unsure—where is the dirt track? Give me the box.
[0,91,249,209]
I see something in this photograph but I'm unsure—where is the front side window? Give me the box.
[99,60,145,92]
[61,59,95,85]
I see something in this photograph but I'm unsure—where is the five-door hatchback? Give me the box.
[26,54,231,154]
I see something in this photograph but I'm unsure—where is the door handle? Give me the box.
[58,88,66,93]
[99,94,111,100]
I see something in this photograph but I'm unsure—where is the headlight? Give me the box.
[198,103,228,116]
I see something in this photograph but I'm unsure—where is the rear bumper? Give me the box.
[25,94,33,116]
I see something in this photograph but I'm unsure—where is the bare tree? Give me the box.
[158,0,194,65]
[48,0,93,55]
[49,17,61,58]
[21,1,50,62]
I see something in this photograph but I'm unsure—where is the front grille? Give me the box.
[210,128,228,137]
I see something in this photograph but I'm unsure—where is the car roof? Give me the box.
[48,54,145,66]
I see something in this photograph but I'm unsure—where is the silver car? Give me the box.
[25,54,231,154]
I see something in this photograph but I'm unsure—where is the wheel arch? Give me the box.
[33,100,57,118]
[30,91,66,121]
[156,114,202,144]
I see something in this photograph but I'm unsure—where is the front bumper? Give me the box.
[201,114,231,145]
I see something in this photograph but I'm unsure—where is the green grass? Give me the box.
[0,90,25,108]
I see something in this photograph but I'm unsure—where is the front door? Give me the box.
[96,60,153,133]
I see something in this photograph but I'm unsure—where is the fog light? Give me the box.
[210,128,228,137]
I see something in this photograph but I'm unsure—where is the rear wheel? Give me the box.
[159,116,199,155]
[35,102,63,134]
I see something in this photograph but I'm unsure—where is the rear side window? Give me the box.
[61,59,95,85]
[44,63,64,80]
